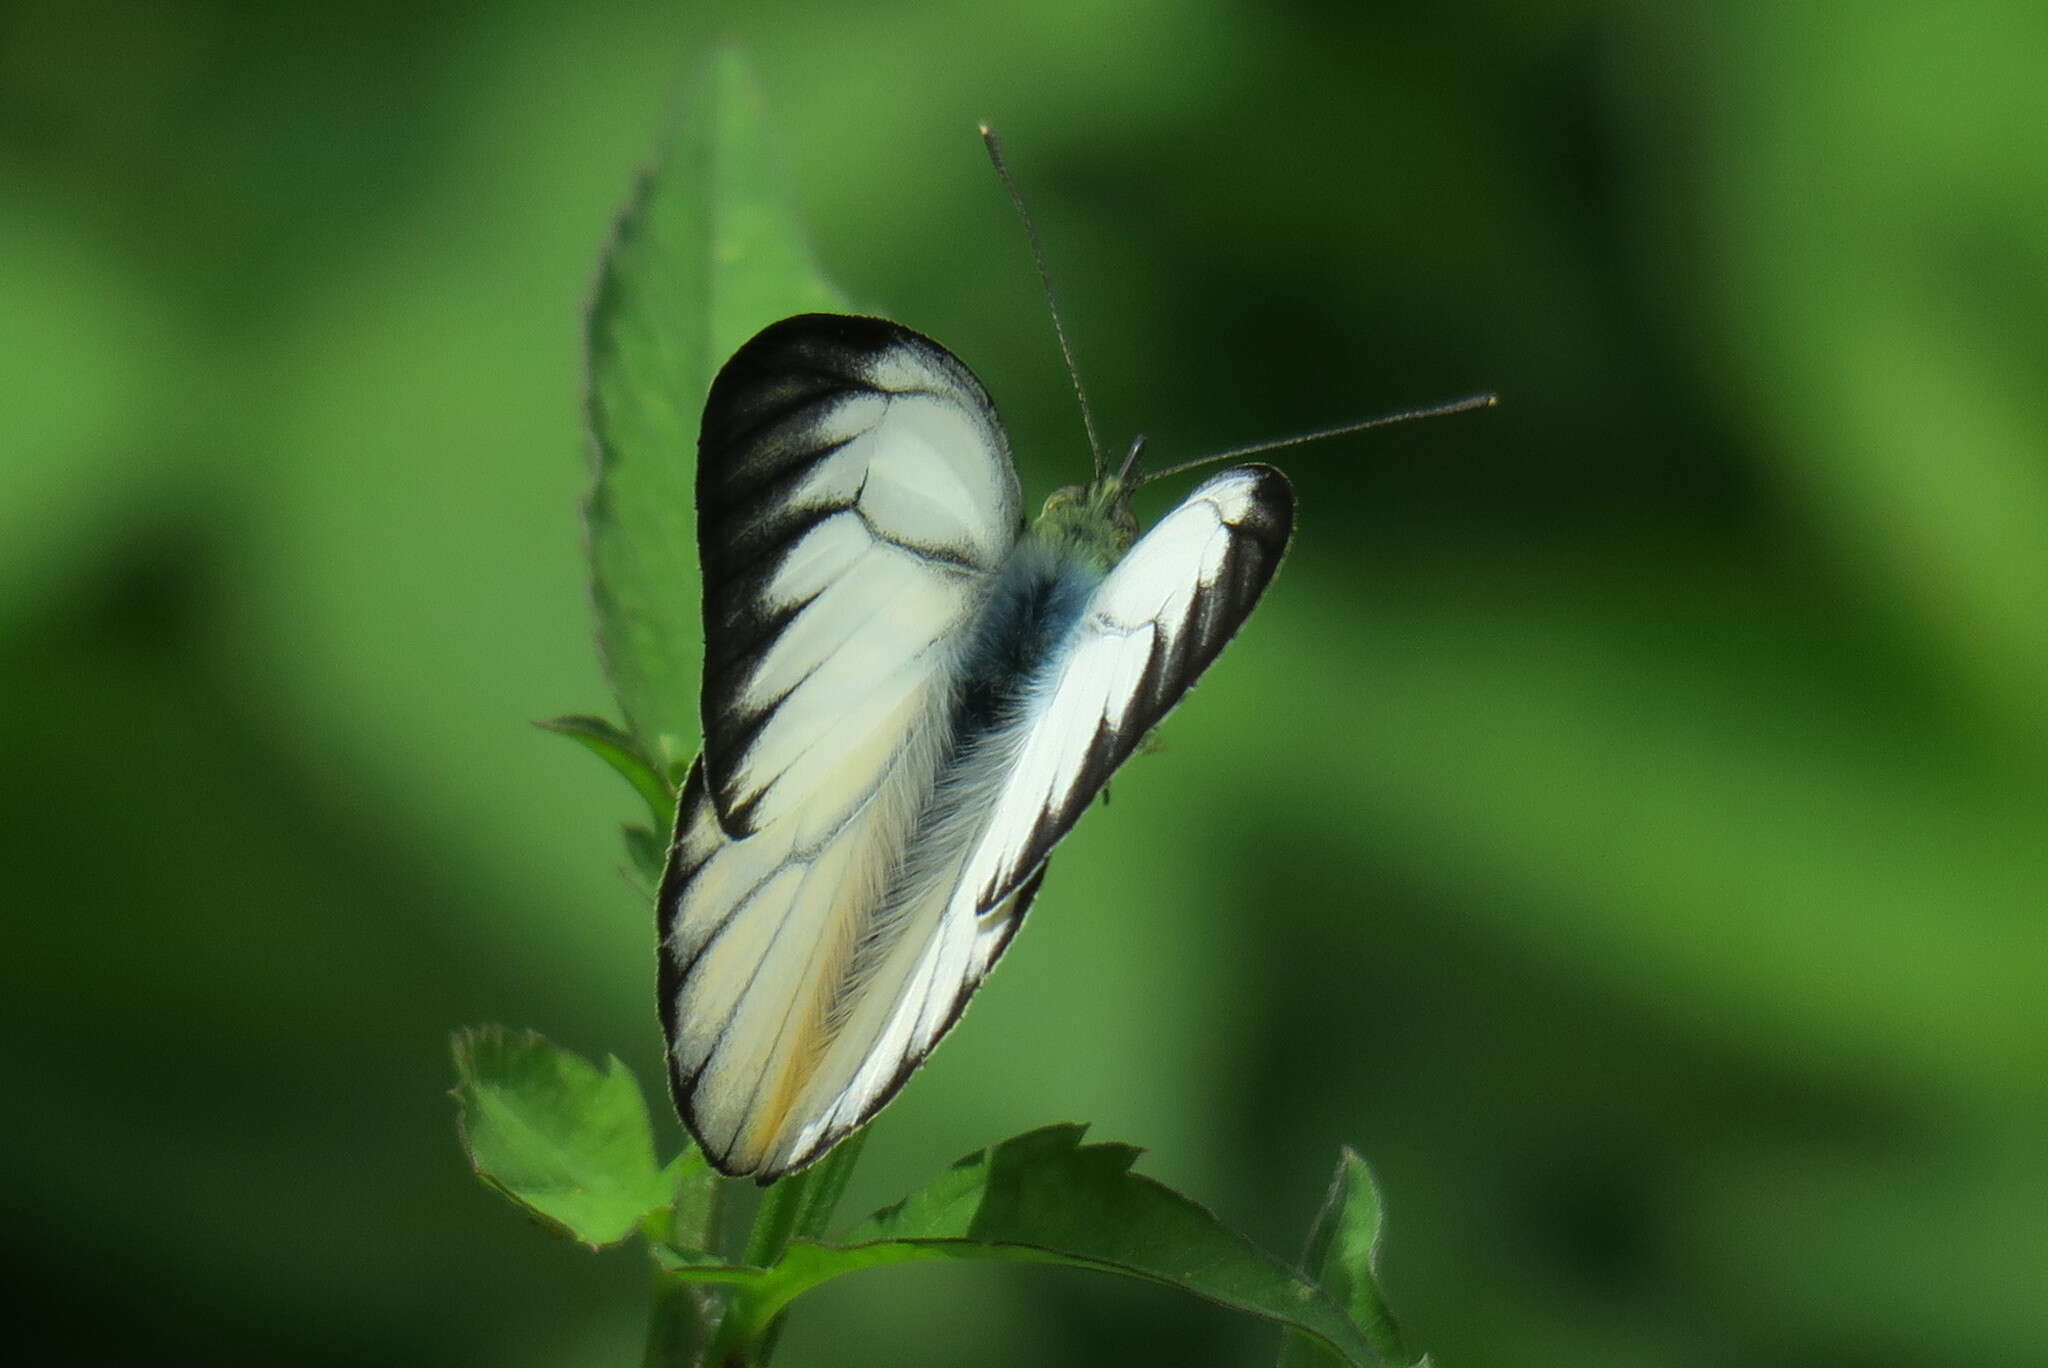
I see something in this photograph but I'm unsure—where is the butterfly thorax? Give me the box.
[1027,477,1139,572]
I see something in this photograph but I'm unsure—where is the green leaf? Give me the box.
[1280,1149,1424,1368]
[583,45,846,761]
[657,1125,1386,1365]
[535,714,674,833]
[451,1026,688,1250]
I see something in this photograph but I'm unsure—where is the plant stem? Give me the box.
[674,1156,725,1255]
[745,1129,869,1266]
[642,1265,719,1368]
[710,1132,873,1365]
[640,1150,735,1367]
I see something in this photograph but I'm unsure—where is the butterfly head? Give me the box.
[1031,474,1139,570]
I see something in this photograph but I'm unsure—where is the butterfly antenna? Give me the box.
[981,123,1106,479]
[1114,434,1147,485]
[1136,392,1499,486]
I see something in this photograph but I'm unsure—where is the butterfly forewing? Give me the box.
[695,314,1021,840]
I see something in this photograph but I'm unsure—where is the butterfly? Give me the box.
[654,305,1299,1180]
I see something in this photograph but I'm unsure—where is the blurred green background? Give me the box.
[6,1,2044,1364]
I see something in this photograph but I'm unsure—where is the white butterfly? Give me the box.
[657,312,1295,1180]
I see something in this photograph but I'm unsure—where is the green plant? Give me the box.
[453,48,1430,1368]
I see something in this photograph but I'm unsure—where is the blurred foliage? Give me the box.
[3,2,2043,1366]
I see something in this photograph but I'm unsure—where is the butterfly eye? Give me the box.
[1112,504,1139,545]
[1039,485,1085,516]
